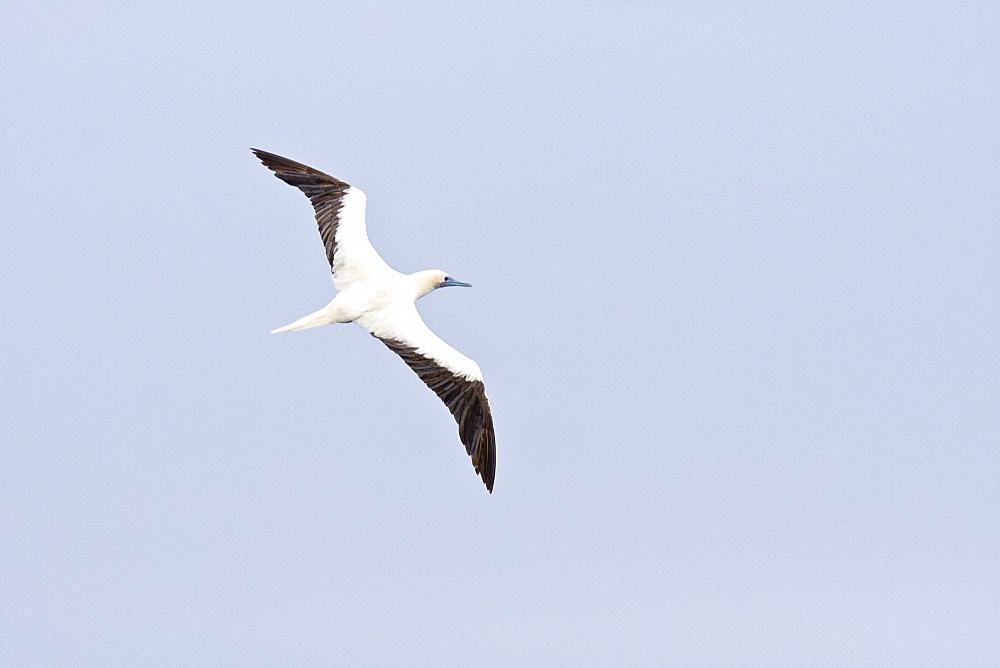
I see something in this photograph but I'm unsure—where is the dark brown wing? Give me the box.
[251,148,351,270]
[377,336,496,493]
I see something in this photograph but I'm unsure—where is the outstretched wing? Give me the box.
[252,149,394,289]
[364,304,496,492]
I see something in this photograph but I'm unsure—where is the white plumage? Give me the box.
[253,149,495,491]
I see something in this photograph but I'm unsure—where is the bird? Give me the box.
[252,149,495,492]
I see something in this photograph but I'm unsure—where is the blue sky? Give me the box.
[2,2,998,664]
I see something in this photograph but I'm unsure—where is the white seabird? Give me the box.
[253,149,496,492]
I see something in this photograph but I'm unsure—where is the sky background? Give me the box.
[2,2,998,665]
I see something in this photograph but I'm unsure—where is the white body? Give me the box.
[271,187,483,382]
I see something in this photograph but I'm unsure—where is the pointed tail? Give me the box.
[271,308,337,333]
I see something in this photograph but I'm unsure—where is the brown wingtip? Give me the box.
[478,424,496,493]
[457,385,495,494]
[252,148,313,174]
[250,147,279,164]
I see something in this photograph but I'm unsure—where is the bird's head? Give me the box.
[413,270,472,299]
[437,272,472,289]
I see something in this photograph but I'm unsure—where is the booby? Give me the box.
[253,149,496,492]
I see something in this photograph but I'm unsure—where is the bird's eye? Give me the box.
[444,276,451,281]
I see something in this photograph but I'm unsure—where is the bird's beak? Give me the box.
[440,277,472,288]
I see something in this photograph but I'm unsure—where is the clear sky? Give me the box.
[2,2,998,665]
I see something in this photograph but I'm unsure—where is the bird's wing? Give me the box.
[252,149,394,289]
[363,303,496,492]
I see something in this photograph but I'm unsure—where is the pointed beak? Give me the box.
[440,277,472,288]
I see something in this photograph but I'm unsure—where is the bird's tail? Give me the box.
[271,307,337,333]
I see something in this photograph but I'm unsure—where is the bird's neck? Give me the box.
[409,271,440,300]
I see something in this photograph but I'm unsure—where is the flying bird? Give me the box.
[252,149,495,492]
